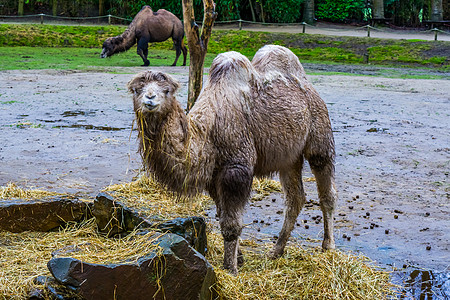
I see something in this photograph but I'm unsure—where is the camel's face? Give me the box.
[100,38,114,58]
[139,82,171,113]
[128,71,180,115]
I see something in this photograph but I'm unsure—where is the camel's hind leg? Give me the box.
[308,156,337,250]
[172,39,185,66]
[270,158,306,258]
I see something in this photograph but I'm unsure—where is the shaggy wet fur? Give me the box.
[128,45,337,274]
[101,6,187,66]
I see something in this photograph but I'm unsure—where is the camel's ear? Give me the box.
[154,72,180,94]
[127,72,147,95]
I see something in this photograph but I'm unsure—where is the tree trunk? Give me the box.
[431,0,443,21]
[52,0,58,16]
[99,0,104,16]
[18,0,24,16]
[182,0,217,111]
[372,0,384,19]
[303,0,314,24]
[249,0,256,22]
[259,0,265,23]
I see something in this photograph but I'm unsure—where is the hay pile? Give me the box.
[207,233,393,299]
[0,219,161,299]
[0,178,394,299]
[0,182,60,199]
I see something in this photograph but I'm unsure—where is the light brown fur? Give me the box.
[128,45,337,274]
[101,6,187,66]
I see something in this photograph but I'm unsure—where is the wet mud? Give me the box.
[0,67,448,298]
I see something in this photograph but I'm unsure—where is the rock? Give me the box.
[92,193,208,255]
[48,233,217,300]
[29,276,78,300]
[0,196,91,232]
[92,192,146,236]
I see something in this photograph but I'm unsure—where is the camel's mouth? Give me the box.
[100,49,109,58]
[143,102,159,112]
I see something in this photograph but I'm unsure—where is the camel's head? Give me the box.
[127,71,180,114]
[100,37,122,58]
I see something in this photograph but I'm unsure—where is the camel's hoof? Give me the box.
[223,265,238,276]
[322,239,336,251]
[237,253,245,267]
[142,61,150,67]
[268,248,283,260]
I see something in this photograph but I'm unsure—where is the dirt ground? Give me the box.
[0,66,449,297]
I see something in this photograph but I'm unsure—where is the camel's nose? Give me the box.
[143,94,158,111]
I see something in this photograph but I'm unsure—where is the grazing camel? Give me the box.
[100,6,187,66]
[127,45,337,274]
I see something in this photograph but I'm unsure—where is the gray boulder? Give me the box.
[0,196,91,232]
[48,233,217,300]
[92,193,208,255]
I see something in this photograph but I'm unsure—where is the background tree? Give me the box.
[431,0,443,21]
[52,0,57,16]
[303,0,314,23]
[182,0,217,110]
[372,0,385,19]
[18,0,25,16]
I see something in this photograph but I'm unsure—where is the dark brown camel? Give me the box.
[100,6,187,66]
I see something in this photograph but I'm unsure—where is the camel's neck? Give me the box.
[113,27,137,54]
[138,101,212,196]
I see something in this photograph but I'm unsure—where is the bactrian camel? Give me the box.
[101,6,187,67]
[127,45,337,274]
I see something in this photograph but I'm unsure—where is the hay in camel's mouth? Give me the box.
[0,177,395,299]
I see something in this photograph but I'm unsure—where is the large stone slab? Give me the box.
[0,196,91,232]
[92,193,208,255]
[48,233,217,300]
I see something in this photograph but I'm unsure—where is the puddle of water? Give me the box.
[53,124,125,131]
[392,269,450,299]
[61,110,97,117]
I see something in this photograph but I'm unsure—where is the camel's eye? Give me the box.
[164,89,170,95]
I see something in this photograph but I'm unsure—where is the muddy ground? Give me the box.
[0,66,449,298]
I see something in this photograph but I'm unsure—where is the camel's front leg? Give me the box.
[215,164,252,275]
[137,38,150,66]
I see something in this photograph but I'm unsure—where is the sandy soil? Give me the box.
[0,67,449,296]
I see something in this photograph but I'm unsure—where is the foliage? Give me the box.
[315,0,367,22]
[385,0,427,27]
[263,0,304,23]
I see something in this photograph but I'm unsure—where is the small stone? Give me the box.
[426,246,431,251]
[305,225,309,229]
[385,229,389,234]
[342,234,347,238]
[349,206,354,210]
[253,219,258,223]
[425,212,430,217]
[394,215,398,219]
[272,198,276,202]
[366,212,370,216]
[346,236,351,241]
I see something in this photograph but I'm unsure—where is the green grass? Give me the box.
[0,46,217,70]
[0,23,449,71]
